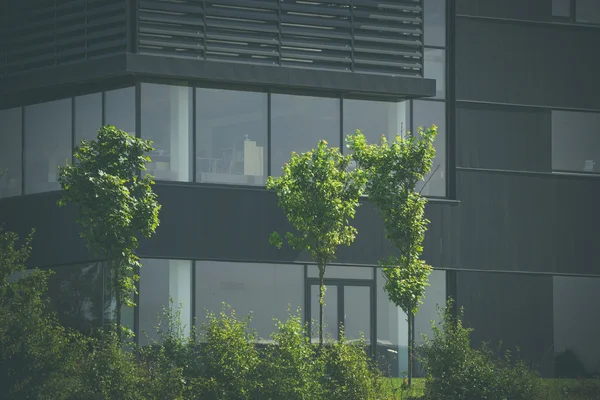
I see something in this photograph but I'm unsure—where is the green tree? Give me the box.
[267,140,367,346]
[347,126,437,385]
[0,227,85,399]
[58,125,161,337]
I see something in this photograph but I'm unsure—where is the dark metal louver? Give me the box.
[138,0,423,77]
[1,0,127,77]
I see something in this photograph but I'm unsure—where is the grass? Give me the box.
[382,378,600,399]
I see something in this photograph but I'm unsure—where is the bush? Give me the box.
[419,299,541,400]
[199,305,261,400]
[261,311,325,400]
[320,331,385,400]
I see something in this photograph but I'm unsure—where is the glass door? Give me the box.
[307,279,374,354]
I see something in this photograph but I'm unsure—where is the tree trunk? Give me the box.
[408,311,414,387]
[318,263,326,347]
[113,261,122,340]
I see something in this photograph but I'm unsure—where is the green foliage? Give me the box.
[320,332,386,400]
[267,140,367,345]
[76,331,152,400]
[261,311,325,400]
[199,305,262,400]
[58,125,161,332]
[0,227,86,399]
[419,299,542,400]
[347,128,437,383]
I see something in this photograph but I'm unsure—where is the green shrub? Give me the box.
[555,349,586,378]
[199,305,261,400]
[320,331,385,400]
[261,311,325,400]
[76,330,152,400]
[419,299,541,400]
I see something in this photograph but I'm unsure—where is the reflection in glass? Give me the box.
[376,270,408,377]
[344,286,371,343]
[196,89,268,185]
[576,0,600,24]
[553,276,600,376]
[424,49,446,99]
[0,107,22,198]
[142,84,193,182]
[24,99,72,194]
[271,94,340,176]
[424,0,446,47]
[552,0,572,17]
[551,110,600,173]
[311,284,339,342]
[139,259,192,345]
[75,93,102,145]
[195,261,303,340]
[414,269,447,377]
[413,100,446,197]
[342,100,409,148]
[307,265,373,280]
[105,87,135,134]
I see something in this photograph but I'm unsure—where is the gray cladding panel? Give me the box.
[456,103,552,172]
[457,169,600,275]
[455,18,600,110]
[456,270,555,377]
[456,0,552,21]
[0,185,456,269]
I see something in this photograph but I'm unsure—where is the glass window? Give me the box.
[413,100,446,197]
[195,261,304,341]
[551,110,600,173]
[424,0,446,47]
[12,263,107,334]
[139,259,193,345]
[424,48,446,99]
[342,100,410,147]
[196,89,268,185]
[271,94,340,176]
[310,284,339,341]
[141,84,193,182]
[552,0,572,17]
[553,276,600,376]
[307,265,373,280]
[0,107,22,198]
[576,0,600,24]
[75,93,102,145]
[105,87,135,135]
[24,99,72,194]
[376,269,408,377]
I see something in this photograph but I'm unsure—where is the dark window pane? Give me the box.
[551,110,600,173]
[342,100,409,149]
[424,0,446,47]
[141,84,193,182]
[424,48,446,99]
[413,100,446,197]
[45,263,106,334]
[24,99,72,194]
[271,94,340,176]
[75,93,102,145]
[552,0,572,17]
[195,261,304,340]
[553,276,600,376]
[196,89,268,185]
[105,87,135,135]
[139,259,192,345]
[0,107,22,198]
[576,0,600,23]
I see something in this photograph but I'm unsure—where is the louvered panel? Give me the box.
[204,0,280,65]
[139,0,206,59]
[136,0,424,77]
[2,0,127,76]
[353,0,422,76]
